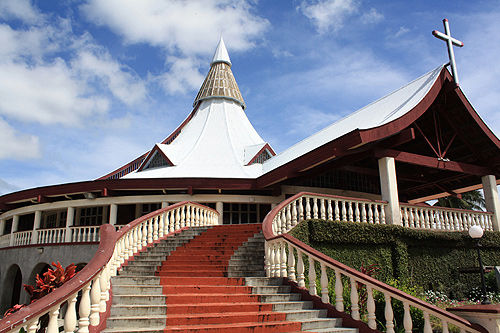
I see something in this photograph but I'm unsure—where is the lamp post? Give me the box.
[468,225,491,305]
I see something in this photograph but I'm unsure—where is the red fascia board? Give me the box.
[0,178,257,207]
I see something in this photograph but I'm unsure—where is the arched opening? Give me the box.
[27,262,51,289]
[1,264,22,312]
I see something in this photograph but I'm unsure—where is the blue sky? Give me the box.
[1,0,500,194]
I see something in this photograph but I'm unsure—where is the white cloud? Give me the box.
[81,0,269,56]
[0,0,40,23]
[298,0,360,33]
[362,8,383,24]
[0,118,40,160]
[157,56,205,94]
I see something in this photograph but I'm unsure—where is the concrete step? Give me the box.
[112,294,166,305]
[110,304,167,316]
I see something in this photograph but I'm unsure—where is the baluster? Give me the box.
[430,209,436,229]
[270,244,277,277]
[274,244,281,277]
[355,202,361,223]
[423,311,432,333]
[298,198,304,221]
[403,301,412,333]
[419,209,426,229]
[123,232,130,260]
[374,204,380,224]
[64,292,78,333]
[90,275,101,326]
[456,212,463,231]
[186,206,191,226]
[272,216,277,235]
[449,212,456,231]
[167,211,174,233]
[265,242,271,277]
[444,211,450,230]
[280,241,287,277]
[348,202,354,222]
[385,293,395,333]
[297,249,305,288]
[424,209,430,229]
[350,277,359,320]
[313,198,319,219]
[409,208,415,228]
[286,205,292,230]
[292,201,298,227]
[275,211,282,235]
[308,256,317,295]
[26,319,38,333]
[380,205,386,224]
[281,210,287,234]
[334,269,344,311]
[158,213,164,238]
[100,268,109,312]
[335,200,340,221]
[180,206,186,228]
[320,198,326,219]
[320,263,329,303]
[127,231,134,258]
[341,201,347,221]
[442,320,450,333]
[147,218,153,244]
[288,243,296,282]
[152,216,160,241]
[78,283,92,333]
[414,209,420,228]
[141,222,147,247]
[196,207,201,227]
[366,285,376,329]
[132,227,139,253]
[306,198,311,219]
[327,199,333,221]
[47,306,60,333]
[175,207,181,230]
[368,203,373,223]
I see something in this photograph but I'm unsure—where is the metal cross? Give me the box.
[432,19,463,86]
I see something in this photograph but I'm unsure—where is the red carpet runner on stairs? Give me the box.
[155,224,304,332]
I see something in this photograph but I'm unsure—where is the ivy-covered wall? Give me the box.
[290,219,500,298]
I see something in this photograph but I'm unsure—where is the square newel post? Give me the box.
[9,215,19,246]
[31,210,42,244]
[109,204,118,226]
[482,175,500,231]
[378,157,401,225]
[216,202,223,225]
[65,207,75,242]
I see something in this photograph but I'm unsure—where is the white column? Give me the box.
[65,207,75,242]
[9,215,19,246]
[31,210,42,244]
[216,202,223,225]
[0,219,5,236]
[109,204,118,226]
[378,157,401,225]
[102,206,109,224]
[161,202,169,209]
[482,175,500,231]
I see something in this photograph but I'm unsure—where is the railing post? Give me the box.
[31,210,42,244]
[379,156,401,225]
[64,292,78,333]
[78,282,92,333]
[384,293,395,333]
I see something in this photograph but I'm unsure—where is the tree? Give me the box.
[433,190,486,211]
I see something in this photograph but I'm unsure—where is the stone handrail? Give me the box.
[400,203,494,231]
[269,192,388,236]
[0,201,219,333]
[263,192,488,333]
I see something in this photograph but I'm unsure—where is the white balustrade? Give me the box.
[0,201,219,333]
[271,193,388,235]
[400,204,494,231]
[37,228,66,244]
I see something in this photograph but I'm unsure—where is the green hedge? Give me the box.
[290,219,500,298]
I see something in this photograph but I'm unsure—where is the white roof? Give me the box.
[262,64,445,174]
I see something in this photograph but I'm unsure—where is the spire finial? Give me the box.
[211,36,231,66]
[432,19,463,86]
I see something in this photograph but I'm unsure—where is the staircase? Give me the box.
[104,224,358,332]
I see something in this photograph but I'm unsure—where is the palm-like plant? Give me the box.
[433,190,486,211]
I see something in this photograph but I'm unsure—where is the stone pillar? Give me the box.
[31,210,42,244]
[378,157,401,225]
[216,202,223,225]
[9,215,19,246]
[482,175,500,231]
[109,204,118,226]
[0,219,5,236]
[161,202,169,209]
[65,207,75,242]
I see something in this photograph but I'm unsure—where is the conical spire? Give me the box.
[193,37,245,108]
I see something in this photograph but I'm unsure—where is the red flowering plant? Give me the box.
[3,262,77,318]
